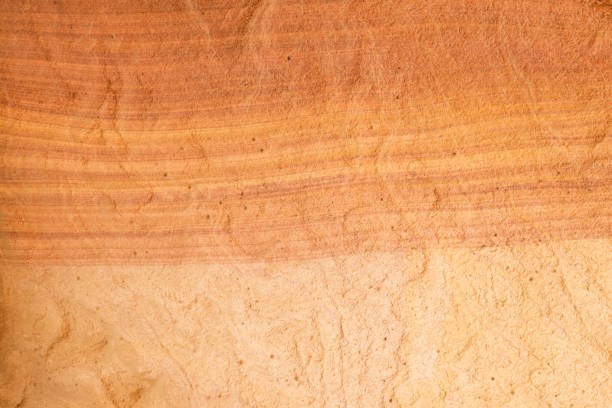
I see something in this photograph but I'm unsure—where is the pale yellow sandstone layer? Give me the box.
[2,239,610,407]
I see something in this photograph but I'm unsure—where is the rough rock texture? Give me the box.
[0,1,610,407]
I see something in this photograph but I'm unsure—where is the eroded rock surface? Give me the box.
[1,0,610,406]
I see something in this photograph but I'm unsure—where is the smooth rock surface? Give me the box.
[1,1,610,407]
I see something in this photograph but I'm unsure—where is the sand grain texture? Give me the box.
[0,0,611,407]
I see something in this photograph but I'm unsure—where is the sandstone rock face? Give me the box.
[0,1,610,407]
